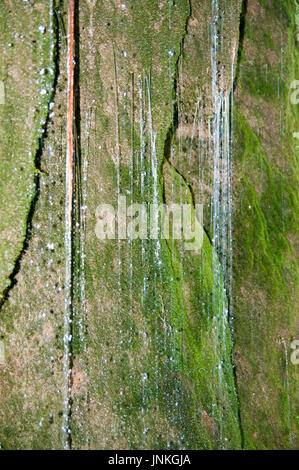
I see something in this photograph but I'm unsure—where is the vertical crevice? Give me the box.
[63,0,83,449]
[231,0,249,450]
[233,0,248,91]
[62,0,75,450]
[72,0,83,346]
[163,0,246,449]
[0,0,61,310]
[162,0,212,244]
[162,0,191,189]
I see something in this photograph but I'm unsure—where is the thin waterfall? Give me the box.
[146,75,161,266]
[146,74,160,420]
[138,74,150,446]
[63,0,75,449]
[78,110,90,347]
[113,49,122,313]
[210,0,235,446]
[138,75,147,307]
[113,51,124,444]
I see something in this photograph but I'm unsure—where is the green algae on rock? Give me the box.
[0,0,298,451]
[0,0,57,300]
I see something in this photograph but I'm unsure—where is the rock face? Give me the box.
[0,0,298,450]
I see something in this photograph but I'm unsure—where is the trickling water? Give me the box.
[146,75,161,266]
[78,110,90,347]
[138,75,147,308]
[129,74,134,325]
[146,74,161,422]
[281,338,292,446]
[209,0,235,447]
[176,60,186,438]
[62,0,75,450]
[210,0,224,443]
[112,52,122,427]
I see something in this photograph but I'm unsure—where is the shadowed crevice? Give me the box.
[233,0,248,91]
[231,0,249,450]
[163,0,247,449]
[0,0,61,312]
[162,0,212,244]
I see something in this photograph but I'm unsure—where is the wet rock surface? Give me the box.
[0,0,298,450]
